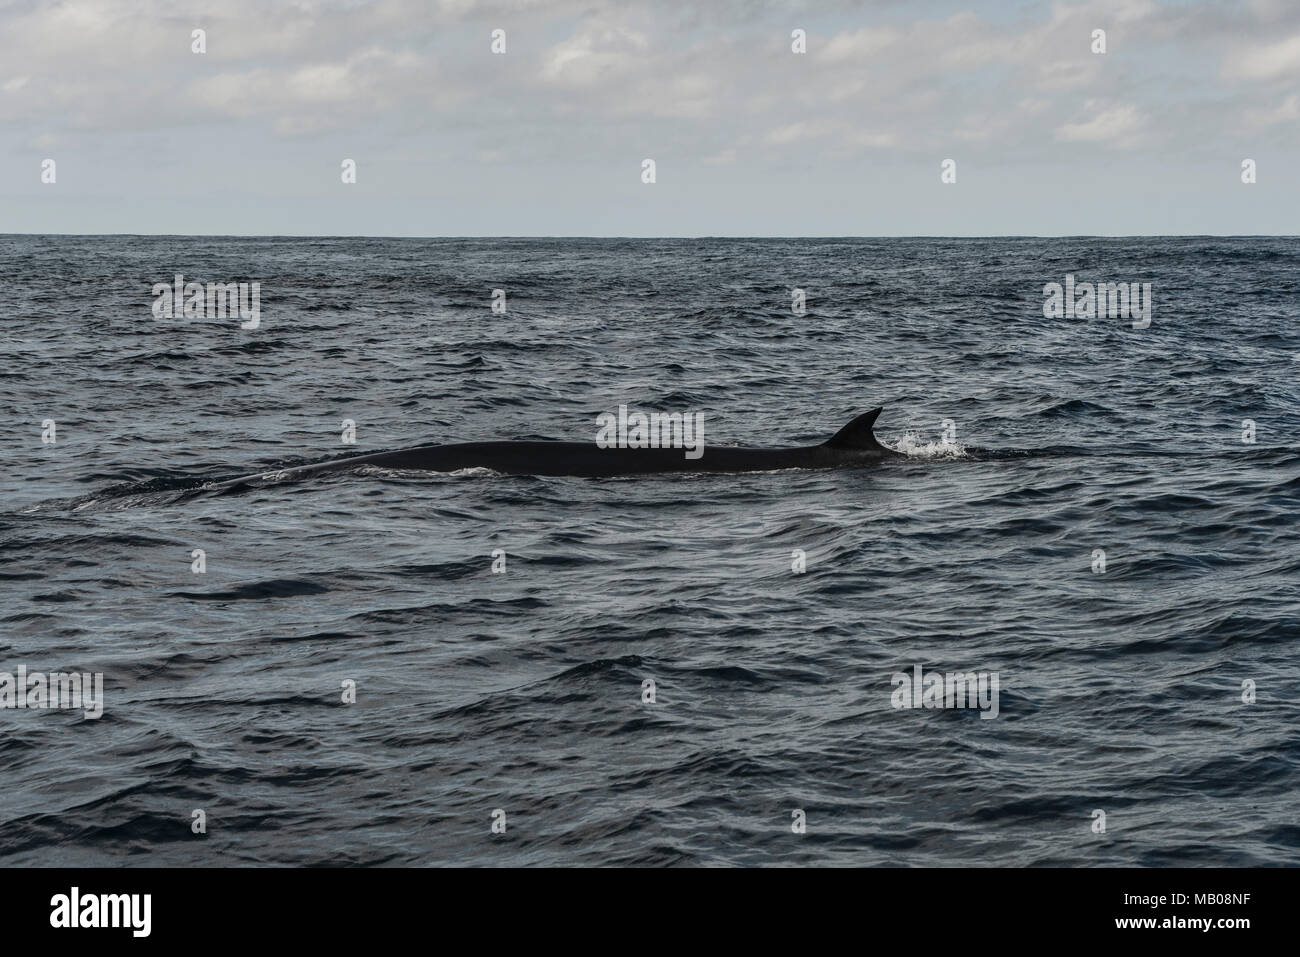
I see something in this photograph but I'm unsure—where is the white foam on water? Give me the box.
[442,467,502,477]
[358,465,503,478]
[888,432,970,460]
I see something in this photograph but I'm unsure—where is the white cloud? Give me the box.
[1242,93,1300,128]
[541,23,651,86]
[1055,103,1145,145]
[1222,33,1300,80]
[821,27,901,63]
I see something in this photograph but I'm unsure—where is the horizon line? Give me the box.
[3,232,1298,240]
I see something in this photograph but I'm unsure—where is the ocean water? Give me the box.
[1,235,1297,866]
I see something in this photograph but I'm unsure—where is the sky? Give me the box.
[1,0,1298,236]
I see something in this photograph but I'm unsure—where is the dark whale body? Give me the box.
[217,408,898,486]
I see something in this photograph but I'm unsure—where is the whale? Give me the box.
[213,408,900,486]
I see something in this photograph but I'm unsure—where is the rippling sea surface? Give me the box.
[1,235,1297,866]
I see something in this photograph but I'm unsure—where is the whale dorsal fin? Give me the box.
[822,408,885,450]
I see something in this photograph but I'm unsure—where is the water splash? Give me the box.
[888,431,970,460]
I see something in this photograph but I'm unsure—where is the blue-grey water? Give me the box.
[1,235,1297,866]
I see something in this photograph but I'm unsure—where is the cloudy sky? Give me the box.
[2,0,1297,235]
